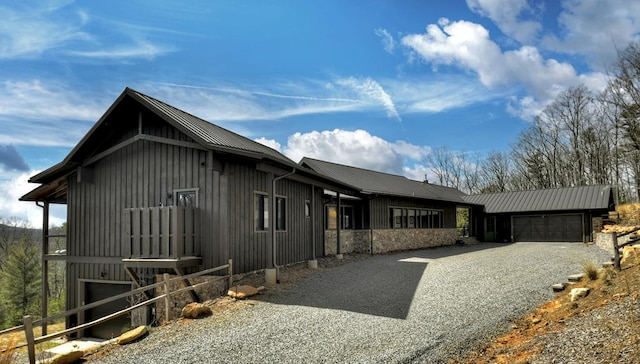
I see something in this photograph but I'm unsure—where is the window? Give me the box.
[390,208,444,229]
[326,205,354,229]
[255,194,268,231]
[175,188,198,207]
[254,194,286,231]
[305,200,311,218]
[276,197,286,231]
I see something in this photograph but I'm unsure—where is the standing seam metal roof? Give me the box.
[130,89,295,166]
[300,157,470,204]
[462,185,613,213]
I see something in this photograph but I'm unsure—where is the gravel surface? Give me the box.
[91,242,610,364]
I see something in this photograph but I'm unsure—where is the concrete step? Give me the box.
[602,261,614,268]
[567,273,585,282]
[552,283,567,292]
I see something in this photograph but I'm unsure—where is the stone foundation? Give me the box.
[371,228,459,254]
[155,274,227,322]
[324,230,371,255]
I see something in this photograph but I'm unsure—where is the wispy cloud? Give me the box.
[375,28,396,54]
[334,77,401,121]
[0,80,109,146]
[0,3,89,59]
[0,2,174,60]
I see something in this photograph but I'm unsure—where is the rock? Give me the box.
[570,287,590,302]
[117,325,148,345]
[181,302,213,318]
[621,245,640,265]
[228,285,265,299]
[50,350,84,364]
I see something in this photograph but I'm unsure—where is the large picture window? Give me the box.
[390,208,443,229]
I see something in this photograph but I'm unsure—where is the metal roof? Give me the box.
[129,88,296,166]
[463,185,614,213]
[300,157,470,204]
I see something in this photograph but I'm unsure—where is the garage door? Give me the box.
[512,214,583,242]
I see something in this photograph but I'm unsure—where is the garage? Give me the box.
[512,214,583,242]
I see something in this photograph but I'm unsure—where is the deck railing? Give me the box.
[123,206,200,259]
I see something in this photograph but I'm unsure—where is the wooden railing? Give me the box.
[0,260,232,364]
[123,206,200,259]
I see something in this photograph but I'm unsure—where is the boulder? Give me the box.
[117,325,148,345]
[50,350,84,364]
[181,302,212,319]
[621,245,640,265]
[227,285,264,299]
[570,287,590,302]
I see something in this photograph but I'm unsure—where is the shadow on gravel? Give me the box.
[266,243,511,319]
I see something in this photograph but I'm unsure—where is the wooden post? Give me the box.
[41,201,49,336]
[163,273,171,323]
[24,315,35,364]
[228,259,233,289]
[612,232,621,271]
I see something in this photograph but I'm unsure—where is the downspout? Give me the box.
[271,168,296,283]
[311,184,316,260]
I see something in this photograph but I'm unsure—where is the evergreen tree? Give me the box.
[0,238,41,326]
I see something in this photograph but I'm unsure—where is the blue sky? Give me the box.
[1,0,639,226]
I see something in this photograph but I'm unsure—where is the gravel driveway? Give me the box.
[93,242,610,363]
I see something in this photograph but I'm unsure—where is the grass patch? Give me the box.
[0,338,17,364]
[581,260,600,281]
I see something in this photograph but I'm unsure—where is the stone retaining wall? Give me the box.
[371,228,459,254]
[594,232,615,254]
[155,274,227,322]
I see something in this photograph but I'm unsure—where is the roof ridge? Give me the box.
[302,157,410,179]
[468,184,608,197]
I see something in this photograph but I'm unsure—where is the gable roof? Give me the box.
[463,185,615,214]
[28,87,297,184]
[300,157,471,204]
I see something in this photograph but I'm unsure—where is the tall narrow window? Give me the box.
[341,206,353,229]
[326,206,337,229]
[408,209,416,228]
[255,194,268,231]
[305,200,311,218]
[276,197,286,231]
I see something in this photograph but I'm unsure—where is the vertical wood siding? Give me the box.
[66,111,215,311]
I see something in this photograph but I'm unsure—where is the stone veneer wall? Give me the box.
[155,274,228,322]
[371,228,459,254]
[325,228,459,255]
[324,230,371,255]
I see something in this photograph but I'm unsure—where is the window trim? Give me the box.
[174,188,199,208]
[390,207,444,229]
[275,195,287,232]
[254,192,269,232]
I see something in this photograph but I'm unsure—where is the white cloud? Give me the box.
[375,28,396,54]
[401,18,607,120]
[254,137,282,152]
[282,129,427,175]
[466,0,542,44]
[542,0,640,69]
[0,171,66,228]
